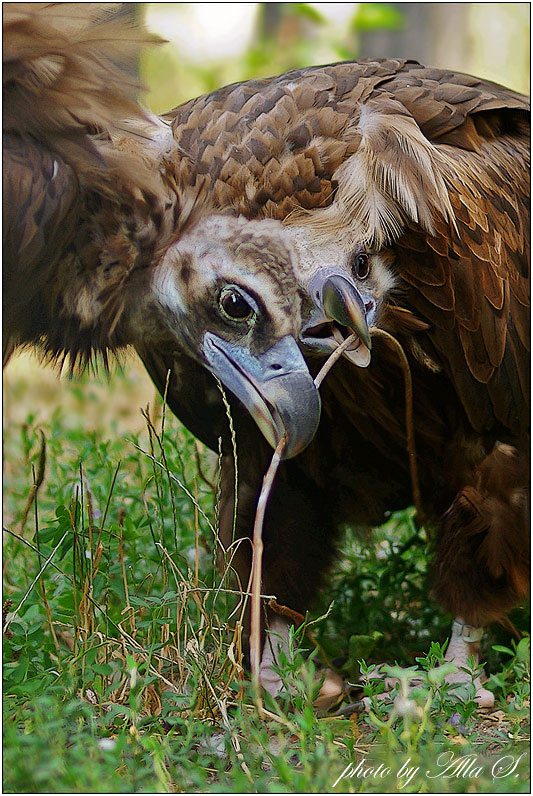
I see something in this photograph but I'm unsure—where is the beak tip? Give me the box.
[322,275,371,350]
[278,384,321,459]
[203,332,320,458]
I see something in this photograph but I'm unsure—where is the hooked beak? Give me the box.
[202,332,321,458]
[301,271,374,367]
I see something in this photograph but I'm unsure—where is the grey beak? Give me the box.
[321,274,372,349]
[202,333,321,458]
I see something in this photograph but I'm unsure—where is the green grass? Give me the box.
[3,368,530,793]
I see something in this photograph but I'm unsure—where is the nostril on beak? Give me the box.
[365,300,375,314]
[270,363,283,372]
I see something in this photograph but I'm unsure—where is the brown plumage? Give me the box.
[3,4,320,458]
[435,441,529,625]
[149,59,529,701]
[3,2,170,366]
[164,60,529,433]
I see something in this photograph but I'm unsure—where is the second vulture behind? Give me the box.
[140,58,530,705]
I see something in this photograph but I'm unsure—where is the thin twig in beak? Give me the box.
[314,333,358,388]
[371,328,425,531]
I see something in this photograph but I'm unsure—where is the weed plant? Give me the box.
[3,368,530,793]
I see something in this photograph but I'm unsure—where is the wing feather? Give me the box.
[3,3,167,365]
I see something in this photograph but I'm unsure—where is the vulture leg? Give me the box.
[259,615,291,696]
[433,441,529,629]
[373,617,493,710]
[432,440,529,705]
[442,619,494,707]
[259,615,344,710]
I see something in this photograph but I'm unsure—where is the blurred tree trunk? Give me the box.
[259,3,284,38]
[256,3,307,49]
[357,2,529,93]
[358,3,469,67]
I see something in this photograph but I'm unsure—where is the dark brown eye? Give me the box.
[219,287,254,321]
[353,251,370,279]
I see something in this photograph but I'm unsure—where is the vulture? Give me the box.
[145,60,529,705]
[2,4,320,460]
[4,4,529,708]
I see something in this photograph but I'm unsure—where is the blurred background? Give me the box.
[4,1,530,436]
[143,2,530,112]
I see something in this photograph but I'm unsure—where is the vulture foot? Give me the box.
[259,616,344,710]
[440,618,494,708]
[360,617,494,712]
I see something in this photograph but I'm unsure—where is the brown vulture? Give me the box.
[2,4,320,460]
[140,60,529,705]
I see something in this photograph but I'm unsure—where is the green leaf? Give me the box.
[4,661,28,685]
[288,3,326,25]
[353,3,404,32]
[21,603,41,621]
[516,637,530,661]
[492,644,514,655]
[128,595,150,607]
[91,663,114,677]
[427,662,459,684]
[125,653,137,673]
[382,663,420,681]
[348,631,382,660]
[104,703,131,724]
[58,534,74,561]
[38,525,63,544]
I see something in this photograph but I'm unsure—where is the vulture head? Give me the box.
[287,230,396,368]
[129,215,321,458]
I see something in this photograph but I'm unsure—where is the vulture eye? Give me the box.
[218,286,255,322]
[353,251,370,279]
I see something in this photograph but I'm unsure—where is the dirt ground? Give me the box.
[3,350,157,435]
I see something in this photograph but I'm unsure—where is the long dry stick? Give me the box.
[249,436,287,707]
[370,328,425,528]
[249,334,358,707]
[313,333,358,388]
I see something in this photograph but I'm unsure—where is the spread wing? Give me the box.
[3,3,163,364]
[164,58,530,436]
